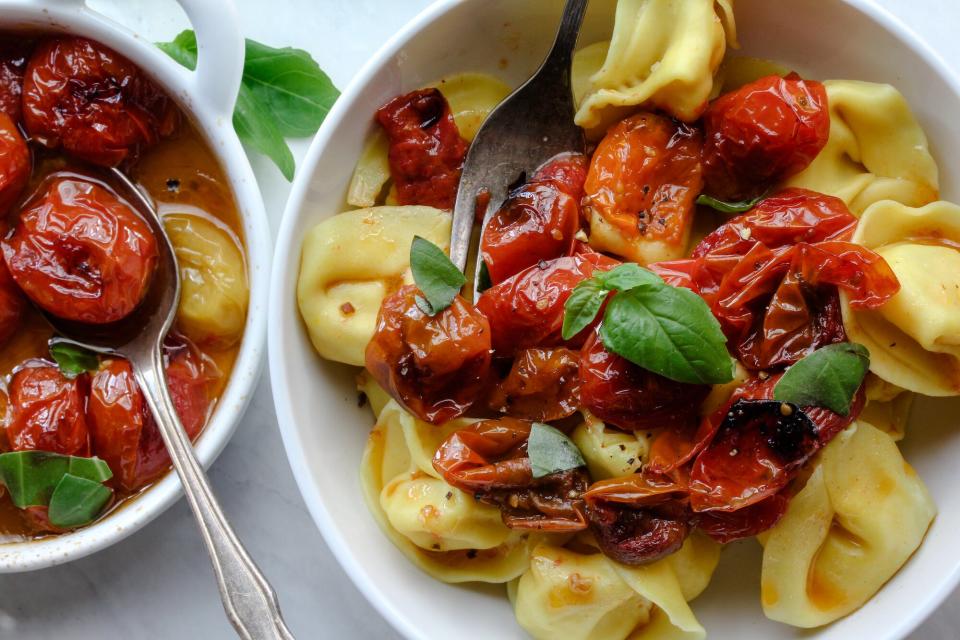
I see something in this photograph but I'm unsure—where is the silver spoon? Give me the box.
[45,167,294,640]
[450,0,589,297]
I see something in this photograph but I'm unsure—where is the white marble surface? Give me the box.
[0,0,958,638]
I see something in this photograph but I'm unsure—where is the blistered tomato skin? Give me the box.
[0,260,25,347]
[376,88,467,210]
[0,111,30,215]
[22,37,177,167]
[0,38,30,121]
[6,362,90,457]
[365,285,491,425]
[485,347,581,421]
[703,73,830,201]
[3,175,159,324]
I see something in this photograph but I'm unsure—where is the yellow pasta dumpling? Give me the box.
[760,422,935,627]
[346,131,391,208]
[860,374,912,441]
[165,213,248,348]
[297,206,450,366]
[572,412,649,480]
[574,0,736,135]
[841,200,960,395]
[356,370,392,419]
[786,80,939,215]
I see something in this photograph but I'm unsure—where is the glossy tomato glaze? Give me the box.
[0,114,246,541]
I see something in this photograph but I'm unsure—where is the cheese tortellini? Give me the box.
[573,0,736,135]
[841,199,960,395]
[572,412,649,480]
[760,422,935,627]
[165,213,248,347]
[297,205,450,366]
[786,80,939,215]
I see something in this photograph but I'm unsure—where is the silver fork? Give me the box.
[450,0,589,297]
[43,167,294,640]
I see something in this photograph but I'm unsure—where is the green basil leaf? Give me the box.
[47,474,113,529]
[233,87,296,180]
[773,343,870,415]
[409,236,465,315]
[527,423,586,479]
[561,279,607,340]
[476,260,492,294]
[0,452,112,508]
[155,29,198,70]
[596,263,663,291]
[696,193,766,214]
[600,284,734,384]
[49,341,99,379]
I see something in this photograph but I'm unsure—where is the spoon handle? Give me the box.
[133,345,295,640]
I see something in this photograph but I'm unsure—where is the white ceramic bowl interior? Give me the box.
[270,0,960,638]
[0,0,270,571]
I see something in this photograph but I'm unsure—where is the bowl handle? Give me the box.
[175,0,246,119]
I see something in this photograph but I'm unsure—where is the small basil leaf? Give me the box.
[155,29,198,70]
[596,263,663,292]
[476,260,492,294]
[562,279,607,340]
[49,341,99,379]
[527,423,586,479]
[773,343,870,415]
[696,193,766,214]
[234,87,296,180]
[600,284,734,385]
[0,452,112,508]
[409,236,465,315]
[47,474,113,529]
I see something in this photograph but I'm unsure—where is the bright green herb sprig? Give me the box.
[409,236,465,315]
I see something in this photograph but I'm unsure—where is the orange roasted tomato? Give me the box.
[476,252,619,356]
[485,347,580,421]
[583,112,702,263]
[0,38,30,122]
[702,73,830,201]
[433,418,588,532]
[376,88,468,210]
[365,284,491,424]
[5,362,90,457]
[0,111,30,215]
[0,259,24,346]
[22,37,177,167]
[3,174,159,324]
[87,334,214,491]
[696,493,788,544]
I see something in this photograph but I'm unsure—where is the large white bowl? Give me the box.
[0,0,270,571]
[270,0,960,638]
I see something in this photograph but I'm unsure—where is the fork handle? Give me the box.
[133,345,295,640]
[546,0,590,71]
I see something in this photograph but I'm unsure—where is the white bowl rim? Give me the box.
[0,0,270,572]
[268,1,960,638]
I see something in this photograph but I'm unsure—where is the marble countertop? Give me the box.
[1,0,957,638]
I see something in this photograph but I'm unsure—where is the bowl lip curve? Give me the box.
[267,0,960,639]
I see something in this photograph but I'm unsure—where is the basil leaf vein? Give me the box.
[409,236,465,315]
[527,423,585,479]
[773,343,870,415]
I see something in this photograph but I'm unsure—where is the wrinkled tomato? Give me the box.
[0,259,24,346]
[3,175,159,324]
[702,73,830,201]
[485,347,580,421]
[579,329,710,432]
[433,418,588,531]
[6,362,90,456]
[22,37,177,167]
[365,285,491,424]
[697,493,788,543]
[0,111,29,215]
[376,88,467,210]
[0,38,30,121]
[476,252,618,356]
[87,334,214,491]
[583,112,702,262]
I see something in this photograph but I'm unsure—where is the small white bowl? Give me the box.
[0,0,270,572]
[270,0,960,638]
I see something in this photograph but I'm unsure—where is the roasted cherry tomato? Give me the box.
[0,38,30,121]
[376,88,467,210]
[433,418,588,532]
[0,111,29,215]
[583,112,702,263]
[87,335,214,491]
[579,329,708,432]
[365,285,491,424]
[696,493,788,543]
[22,37,177,167]
[702,73,830,201]
[3,175,159,324]
[532,152,588,197]
[0,259,24,346]
[476,252,618,356]
[485,347,580,421]
[6,362,90,456]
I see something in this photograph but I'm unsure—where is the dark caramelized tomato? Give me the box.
[22,37,177,167]
[476,252,619,356]
[3,175,159,324]
[697,493,788,543]
[6,362,90,456]
[365,285,491,424]
[0,111,29,214]
[485,347,580,421]
[579,329,708,432]
[376,88,467,210]
[0,38,30,121]
[0,259,24,346]
[583,112,702,254]
[702,73,830,201]
[88,335,214,491]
